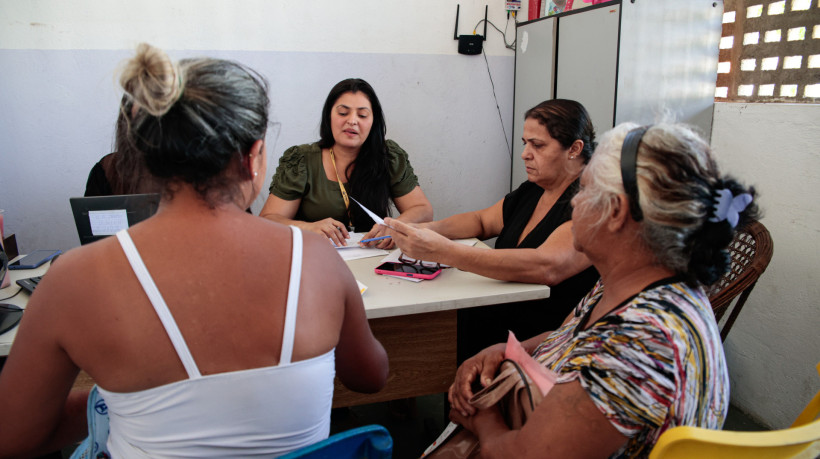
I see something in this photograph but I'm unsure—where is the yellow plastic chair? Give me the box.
[650,363,820,459]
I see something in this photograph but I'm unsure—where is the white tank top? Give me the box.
[98,226,335,458]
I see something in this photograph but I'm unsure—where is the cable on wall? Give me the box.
[482,47,512,160]
[473,14,517,50]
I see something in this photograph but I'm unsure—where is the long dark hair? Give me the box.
[318,78,390,230]
[108,95,160,195]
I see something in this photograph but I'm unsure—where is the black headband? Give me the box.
[621,126,649,222]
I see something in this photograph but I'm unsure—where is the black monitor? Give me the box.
[69,194,160,245]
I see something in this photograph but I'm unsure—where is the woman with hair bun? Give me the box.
[446,122,758,458]
[0,44,387,457]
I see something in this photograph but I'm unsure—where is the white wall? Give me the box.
[712,102,820,428]
[0,0,523,252]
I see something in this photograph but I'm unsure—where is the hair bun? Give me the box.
[687,176,759,285]
[119,43,183,117]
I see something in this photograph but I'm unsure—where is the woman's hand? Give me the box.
[259,196,351,246]
[448,343,505,417]
[384,218,450,262]
[303,218,349,247]
[360,224,395,250]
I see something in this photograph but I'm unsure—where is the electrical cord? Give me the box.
[473,14,517,50]
[482,47,513,160]
[471,12,518,159]
[0,287,22,302]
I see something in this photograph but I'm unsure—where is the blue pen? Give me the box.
[360,235,392,243]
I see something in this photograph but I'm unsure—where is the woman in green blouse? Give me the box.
[260,79,433,248]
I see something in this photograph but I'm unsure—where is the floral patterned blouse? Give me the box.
[532,278,729,458]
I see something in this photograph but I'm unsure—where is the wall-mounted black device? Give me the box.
[454,4,488,56]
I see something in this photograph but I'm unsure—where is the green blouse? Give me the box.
[269,140,420,224]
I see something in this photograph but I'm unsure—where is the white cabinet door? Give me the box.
[512,17,557,188]
[555,4,620,138]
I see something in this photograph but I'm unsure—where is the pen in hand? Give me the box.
[359,235,392,244]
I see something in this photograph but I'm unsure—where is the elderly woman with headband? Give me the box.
[446,122,758,457]
[0,44,388,457]
[387,99,600,361]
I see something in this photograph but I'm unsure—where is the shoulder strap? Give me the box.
[280,226,303,365]
[116,230,201,379]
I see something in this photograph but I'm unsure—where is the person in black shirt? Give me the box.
[387,99,599,361]
[84,96,161,197]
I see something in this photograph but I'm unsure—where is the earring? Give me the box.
[253,172,258,177]
[569,155,577,160]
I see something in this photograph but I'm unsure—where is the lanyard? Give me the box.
[329,148,352,223]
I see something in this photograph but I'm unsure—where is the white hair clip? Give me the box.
[709,188,752,228]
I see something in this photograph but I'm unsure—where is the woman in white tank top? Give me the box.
[0,43,388,458]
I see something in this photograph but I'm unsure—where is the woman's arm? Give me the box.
[451,380,627,459]
[377,198,503,251]
[0,263,89,457]
[259,194,350,246]
[387,219,592,285]
[392,186,434,224]
[333,260,389,393]
[426,198,505,240]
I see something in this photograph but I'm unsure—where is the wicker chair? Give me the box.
[706,220,774,341]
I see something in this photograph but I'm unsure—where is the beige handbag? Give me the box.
[421,359,545,458]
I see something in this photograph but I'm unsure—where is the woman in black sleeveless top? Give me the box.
[386,99,599,361]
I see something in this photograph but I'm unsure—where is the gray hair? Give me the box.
[120,43,269,205]
[574,122,758,285]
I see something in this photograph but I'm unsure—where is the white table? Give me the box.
[349,252,551,319]
[332,243,550,406]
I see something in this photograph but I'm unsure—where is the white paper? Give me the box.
[330,232,389,260]
[377,273,423,283]
[421,422,460,457]
[349,197,392,228]
[337,247,389,261]
[332,232,365,248]
[89,209,128,236]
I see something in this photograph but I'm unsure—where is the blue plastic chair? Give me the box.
[280,424,393,459]
[69,385,110,459]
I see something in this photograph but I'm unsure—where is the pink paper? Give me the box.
[504,331,558,396]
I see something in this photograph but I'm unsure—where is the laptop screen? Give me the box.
[69,194,160,245]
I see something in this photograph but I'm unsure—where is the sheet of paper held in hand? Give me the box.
[349,196,393,229]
